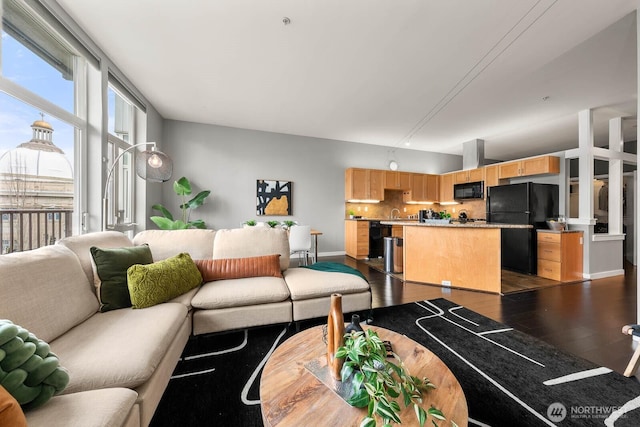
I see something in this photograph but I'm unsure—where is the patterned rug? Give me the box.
[150,299,640,426]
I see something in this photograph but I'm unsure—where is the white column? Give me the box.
[609,118,623,235]
[636,9,640,323]
[578,109,594,221]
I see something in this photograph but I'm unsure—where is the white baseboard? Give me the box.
[583,269,625,280]
[317,251,346,258]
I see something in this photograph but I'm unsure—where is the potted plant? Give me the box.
[266,220,280,228]
[243,219,257,227]
[348,210,356,219]
[336,329,451,427]
[281,220,297,230]
[150,177,211,229]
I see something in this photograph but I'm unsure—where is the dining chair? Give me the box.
[289,225,313,266]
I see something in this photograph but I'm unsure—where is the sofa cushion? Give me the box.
[127,253,202,309]
[57,231,134,287]
[0,385,27,427]
[190,276,290,310]
[50,303,188,394]
[132,229,216,261]
[0,245,99,343]
[90,245,154,312]
[25,388,138,427]
[195,254,282,281]
[283,267,371,301]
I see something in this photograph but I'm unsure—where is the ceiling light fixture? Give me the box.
[282,17,291,25]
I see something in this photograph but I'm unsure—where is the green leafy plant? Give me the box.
[243,220,257,226]
[266,220,280,228]
[151,177,211,229]
[336,329,451,427]
[438,211,451,220]
[349,210,356,216]
[282,220,296,229]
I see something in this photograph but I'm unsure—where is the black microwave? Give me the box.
[453,181,484,199]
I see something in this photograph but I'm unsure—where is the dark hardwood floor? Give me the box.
[321,255,639,376]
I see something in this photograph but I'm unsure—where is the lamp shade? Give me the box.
[135,149,173,182]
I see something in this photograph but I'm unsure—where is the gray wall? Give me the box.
[159,120,462,254]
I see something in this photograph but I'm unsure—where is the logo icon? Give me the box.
[548,402,567,422]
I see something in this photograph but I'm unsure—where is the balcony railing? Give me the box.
[0,209,73,254]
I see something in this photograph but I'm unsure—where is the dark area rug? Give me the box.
[150,299,640,426]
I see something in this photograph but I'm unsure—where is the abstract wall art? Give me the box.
[257,180,292,215]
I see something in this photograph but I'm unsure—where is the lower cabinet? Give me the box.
[537,230,583,282]
[345,220,369,260]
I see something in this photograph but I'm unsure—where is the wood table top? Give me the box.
[260,325,468,426]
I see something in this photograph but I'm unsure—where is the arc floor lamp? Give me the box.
[102,142,173,231]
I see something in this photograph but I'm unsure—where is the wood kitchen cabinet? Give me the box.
[345,168,384,201]
[483,164,500,191]
[454,168,484,184]
[385,171,411,190]
[403,173,440,203]
[498,155,560,179]
[438,173,454,203]
[537,230,583,282]
[345,220,369,260]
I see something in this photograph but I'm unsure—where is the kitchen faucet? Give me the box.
[390,208,400,219]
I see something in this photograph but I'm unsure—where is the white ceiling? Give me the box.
[56,0,640,160]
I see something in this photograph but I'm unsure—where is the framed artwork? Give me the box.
[257,180,292,215]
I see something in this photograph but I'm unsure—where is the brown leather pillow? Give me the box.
[195,254,282,281]
[0,386,27,427]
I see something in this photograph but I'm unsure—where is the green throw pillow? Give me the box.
[0,320,69,411]
[127,253,203,309]
[90,245,153,312]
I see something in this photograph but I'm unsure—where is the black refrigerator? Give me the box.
[486,182,559,275]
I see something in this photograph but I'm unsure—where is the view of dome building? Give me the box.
[0,117,73,253]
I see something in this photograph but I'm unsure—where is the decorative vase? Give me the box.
[345,314,364,334]
[327,293,345,380]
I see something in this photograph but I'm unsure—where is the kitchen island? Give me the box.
[381,221,532,293]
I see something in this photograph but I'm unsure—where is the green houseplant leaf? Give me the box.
[151,177,210,229]
[336,329,448,427]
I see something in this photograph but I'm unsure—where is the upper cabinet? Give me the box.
[385,171,411,190]
[454,168,484,184]
[403,173,439,203]
[498,155,560,179]
[438,173,455,203]
[345,168,385,201]
[484,164,500,190]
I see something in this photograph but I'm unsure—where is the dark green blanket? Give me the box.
[301,262,368,282]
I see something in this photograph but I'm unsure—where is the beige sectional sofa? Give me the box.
[0,227,371,427]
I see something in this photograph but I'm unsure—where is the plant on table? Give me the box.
[151,177,211,229]
[336,329,452,427]
[282,220,297,230]
[243,220,257,226]
[266,220,280,228]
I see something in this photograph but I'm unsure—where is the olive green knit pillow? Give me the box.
[127,253,203,309]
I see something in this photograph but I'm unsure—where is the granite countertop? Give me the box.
[380,221,532,229]
[345,218,419,222]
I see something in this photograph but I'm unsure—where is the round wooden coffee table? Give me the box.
[260,325,468,426]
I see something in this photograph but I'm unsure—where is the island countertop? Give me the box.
[380,221,532,229]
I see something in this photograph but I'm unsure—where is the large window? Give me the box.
[105,85,136,230]
[0,0,85,249]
